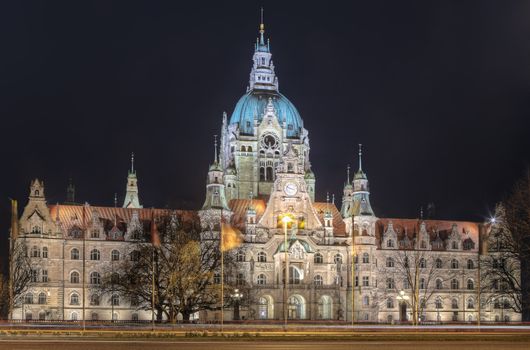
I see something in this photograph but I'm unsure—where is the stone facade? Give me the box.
[10,19,521,323]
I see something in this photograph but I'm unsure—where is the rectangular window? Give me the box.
[30,269,38,283]
[362,276,369,287]
[41,270,48,283]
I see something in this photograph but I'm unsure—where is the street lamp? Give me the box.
[396,290,410,323]
[231,288,243,321]
[281,215,292,330]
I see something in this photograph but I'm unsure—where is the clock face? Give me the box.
[283,182,298,196]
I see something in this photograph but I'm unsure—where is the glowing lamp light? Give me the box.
[490,217,496,224]
[281,216,292,224]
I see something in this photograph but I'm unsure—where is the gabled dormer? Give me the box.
[382,222,398,249]
[416,221,432,250]
[447,223,462,251]
[126,211,143,241]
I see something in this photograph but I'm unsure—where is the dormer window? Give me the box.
[261,57,265,65]
[288,124,293,130]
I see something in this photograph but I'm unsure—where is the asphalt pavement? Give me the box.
[1,340,530,350]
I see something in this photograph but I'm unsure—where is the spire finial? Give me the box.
[346,164,351,184]
[214,135,218,164]
[358,143,363,171]
[420,206,424,220]
[114,193,117,208]
[131,152,135,173]
[259,7,265,45]
[332,193,335,205]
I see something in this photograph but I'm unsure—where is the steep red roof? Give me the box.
[375,218,481,251]
[313,202,347,236]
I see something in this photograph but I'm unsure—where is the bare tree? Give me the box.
[96,212,225,322]
[503,169,530,320]
[481,204,522,314]
[376,249,450,324]
[9,239,34,315]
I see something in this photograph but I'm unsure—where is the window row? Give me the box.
[385,257,475,269]
[384,277,475,290]
[69,248,124,261]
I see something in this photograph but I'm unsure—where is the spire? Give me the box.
[130,152,135,174]
[259,7,265,46]
[114,193,117,208]
[214,134,218,164]
[346,164,351,185]
[122,154,142,209]
[358,143,363,172]
[66,177,75,204]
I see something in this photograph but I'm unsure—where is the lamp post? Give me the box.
[282,215,292,330]
[396,290,410,323]
[231,288,243,321]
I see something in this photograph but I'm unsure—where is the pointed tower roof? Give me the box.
[354,143,367,180]
[123,153,142,209]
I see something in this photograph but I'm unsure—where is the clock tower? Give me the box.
[258,142,322,230]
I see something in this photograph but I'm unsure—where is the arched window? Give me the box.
[467,279,474,290]
[90,272,101,285]
[241,145,246,152]
[236,250,245,262]
[71,248,79,260]
[451,298,458,309]
[314,253,323,264]
[386,297,394,309]
[289,266,302,284]
[467,259,474,269]
[90,294,100,306]
[42,247,48,258]
[334,254,343,264]
[386,278,395,289]
[25,293,33,304]
[91,313,98,321]
[111,294,120,306]
[435,297,443,309]
[247,146,253,152]
[132,313,139,321]
[387,239,394,248]
[314,275,323,286]
[259,167,265,181]
[257,252,267,262]
[111,272,120,284]
[38,292,46,304]
[70,293,79,305]
[452,241,458,249]
[419,258,426,268]
[451,259,459,269]
[467,298,475,309]
[435,258,443,268]
[362,253,369,264]
[403,279,410,289]
[257,274,267,285]
[386,257,394,267]
[90,249,100,261]
[436,278,443,289]
[71,312,78,321]
[111,250,120,261]
[31,246,40,258]
[451,279,459,290]
[420,278,426,289]
[70,271,80,284]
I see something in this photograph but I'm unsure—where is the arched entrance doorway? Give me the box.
[258,295,274,319]
[288,295,306,320]
[318,295,333,319]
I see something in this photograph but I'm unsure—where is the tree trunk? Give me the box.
[156,306,164,322]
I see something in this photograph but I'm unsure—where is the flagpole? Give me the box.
[221,210,224,333]
[82,204,86,332]
[151,209,156,332]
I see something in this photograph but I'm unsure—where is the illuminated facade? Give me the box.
[10,19,520,323]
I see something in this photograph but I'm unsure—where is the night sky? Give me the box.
[1,1,530,257]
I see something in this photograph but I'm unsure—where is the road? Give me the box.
[1,340,530,350]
